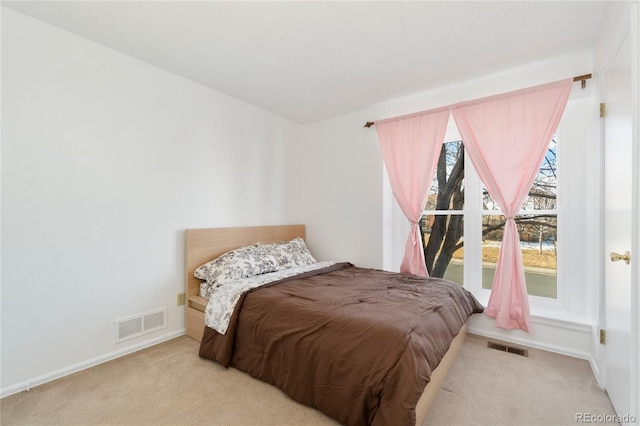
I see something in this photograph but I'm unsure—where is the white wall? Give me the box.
[1,8,303,395]
[303,49,601,361]
[302,116,383,268]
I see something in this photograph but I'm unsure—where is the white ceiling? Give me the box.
[2,1,613,124]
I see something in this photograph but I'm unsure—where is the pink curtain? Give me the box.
[376,108,450,276]
[451,78,572,332]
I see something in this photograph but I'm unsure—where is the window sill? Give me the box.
[472,289,594,327]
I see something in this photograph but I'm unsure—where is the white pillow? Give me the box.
[259,237,317,270]
[194,244,279,286]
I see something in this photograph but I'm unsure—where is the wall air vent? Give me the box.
[115,308,167,343]
[487,341,529,357]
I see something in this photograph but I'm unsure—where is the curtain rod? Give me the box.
[363,73,592,128]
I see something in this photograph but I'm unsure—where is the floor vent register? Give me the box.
[487,341,529,357]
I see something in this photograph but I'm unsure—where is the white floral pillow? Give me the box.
[259,237,317,270]
[194,245,279,286]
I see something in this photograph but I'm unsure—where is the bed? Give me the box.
[185,225,483,426]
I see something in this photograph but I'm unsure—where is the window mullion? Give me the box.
[463,150,483,295]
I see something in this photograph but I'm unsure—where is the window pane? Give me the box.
[426,141,464,210]
[481,215,557,298]
[421,214,464,285]
[483,137,557,211]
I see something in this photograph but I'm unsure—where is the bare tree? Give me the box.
[422,142,464,277]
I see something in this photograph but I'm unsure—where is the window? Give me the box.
[481,137,558,298]
[421,138,558,299]
[382,93,596,324]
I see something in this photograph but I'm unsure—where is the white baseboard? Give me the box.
[1,329,186,399]
[588,354,604,389]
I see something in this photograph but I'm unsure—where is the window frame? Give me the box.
[420,133,566,313]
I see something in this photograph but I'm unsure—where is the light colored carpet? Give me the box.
[1,334,616,426]
[424,335,616,425]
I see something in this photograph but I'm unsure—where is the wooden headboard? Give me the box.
[184,224,305,340]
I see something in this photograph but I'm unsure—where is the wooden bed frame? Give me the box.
[184,224,467,426]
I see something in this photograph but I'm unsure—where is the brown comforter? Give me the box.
[199,263,483,426]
